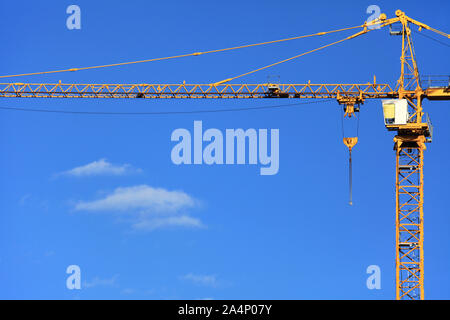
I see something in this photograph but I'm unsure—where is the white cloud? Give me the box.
[60,158,142,177]
[132,215,204,231]
[75,185,196,213]
[83,274,119,289]
[74,185,203,231]
[181,273,218,287]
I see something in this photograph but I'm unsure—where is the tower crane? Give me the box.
[0,10,449,300]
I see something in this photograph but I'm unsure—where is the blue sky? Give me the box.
[0,0,449,299]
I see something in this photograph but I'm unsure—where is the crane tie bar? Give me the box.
[0,24,366,79]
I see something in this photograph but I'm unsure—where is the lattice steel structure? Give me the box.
[0,82,396,100]
[395,136,425,299]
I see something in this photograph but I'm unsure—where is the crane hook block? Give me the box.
[343,137,358,152]
[344,104,357,117]
[343,137,358,206]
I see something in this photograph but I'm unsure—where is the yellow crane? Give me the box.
[0,10,449,300]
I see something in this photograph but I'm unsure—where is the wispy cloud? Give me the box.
[121,288,136,295]
[83,274,119,289]
[44,250,55,257]
[132,215,204,231]
[19,194,32,206]
[181,273,218,287]
[59,159,142,177]
[74,185,196,213]
[18,194,49,212]
[74,185,204,231]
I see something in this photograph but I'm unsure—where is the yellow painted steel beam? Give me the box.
[424,87,450,100]
[0,82,398,99]
[394,135,425,300]
[1,83,445,101]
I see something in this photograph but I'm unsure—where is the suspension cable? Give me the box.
[0,99,333,115]
[213,27,374,85]
[0,24,365,79]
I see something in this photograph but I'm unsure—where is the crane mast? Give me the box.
[393,10,426,300]
[390,9,445,299]
[0,10,449,300]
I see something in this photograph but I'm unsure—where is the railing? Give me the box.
[420,75,450,89]
[389,22,403,36]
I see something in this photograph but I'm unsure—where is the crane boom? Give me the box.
[0,82,447,100]
[0,82,396,99]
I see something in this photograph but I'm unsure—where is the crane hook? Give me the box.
[343,137,358,205]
